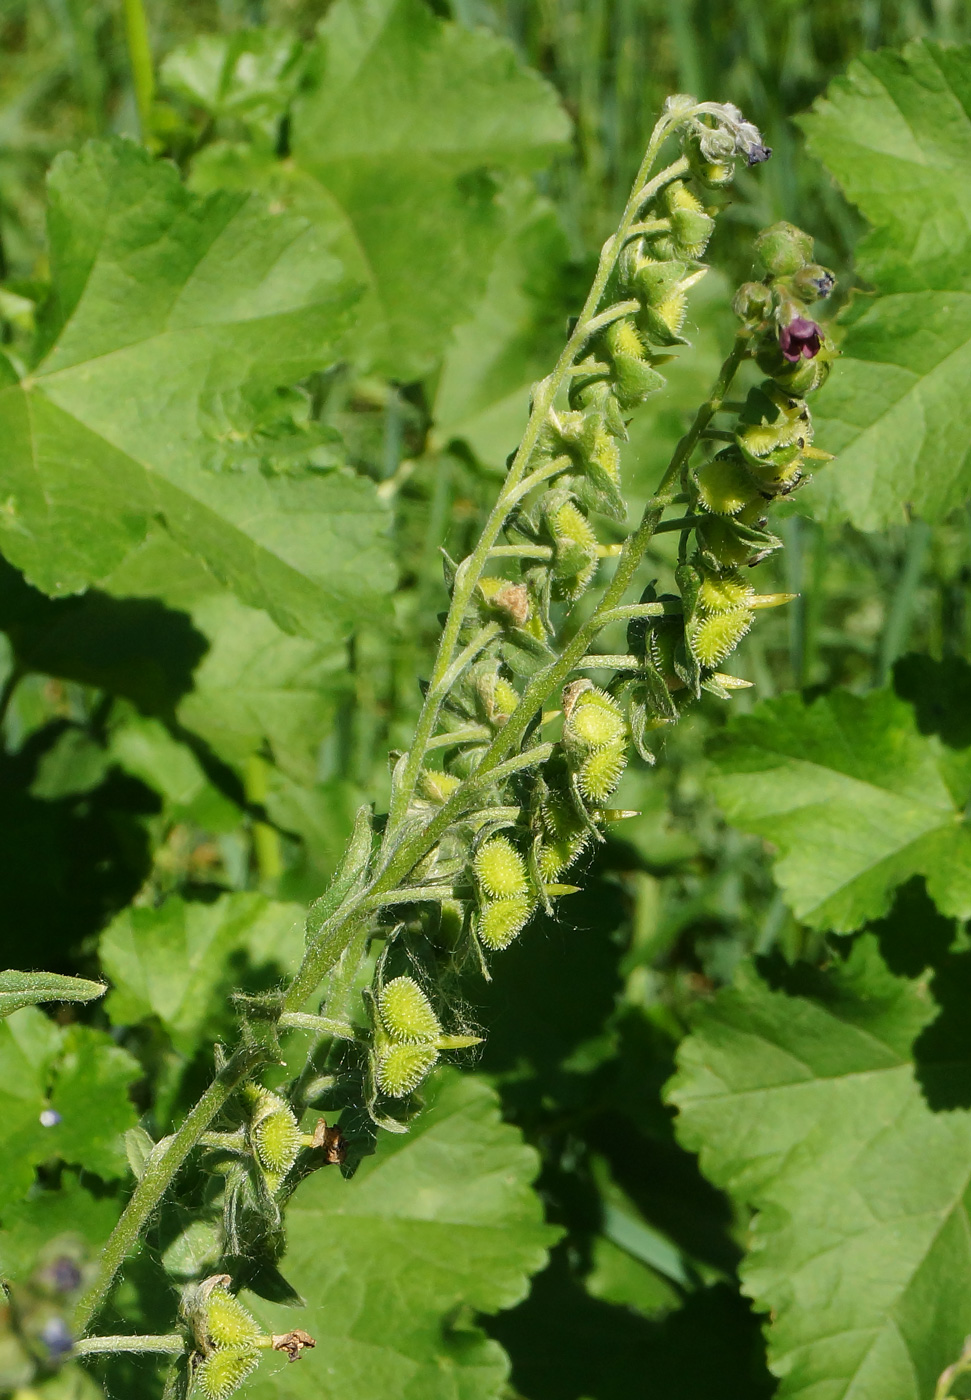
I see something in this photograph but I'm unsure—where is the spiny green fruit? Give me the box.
[697,568,754,614]
[565,688,626,751]
[474,836,529,899]
[205,1288,262,1350]
[248,1089,301,1182]
[578,743,627,802]
[477,896,534,951]
[585,424,621,487]
[743,446,805,494]
[375,1042,439,1097]
[194,1349,260,1400]
[539,793,590,877]
[696,516,762,569]
[493,677,520,718]
[538,833,587,880]
[663,181,714,257]
[632,258,686,306]
[549,500,598,599]
[695,456,761,516]
[379,976,441,1045]
[642,287,687,345]
[606,316,645,361]
[688,610,753,667]
[417,768,462,803]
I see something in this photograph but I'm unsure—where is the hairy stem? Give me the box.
[73,1043,268,1334]
[382,134,692,842]
[74,1334,185,1357]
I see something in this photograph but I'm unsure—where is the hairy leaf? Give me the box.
[0,970,105,1017]
[802,41,971,527]
[245,1072,559,1400]
[707,687,971,932]
[668,938,971,1400]
[0,138,394,638]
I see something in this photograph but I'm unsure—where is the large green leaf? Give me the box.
[667,938,971,1400]
[246,1071,559,1400]
[432,182,572,470]
[0,1009,139,1209]
[290,0,570,377]
[176,593,345,784]
[0,138,394,639]
[707,687,971,932]
[99,893,303,1056]
[801,41,971,528]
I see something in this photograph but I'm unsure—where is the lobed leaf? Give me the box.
[668,937,971,1400]
[0,138,394,639]
[244,1072,560,1400]
[707,686,971,932]
[801,41,971,527]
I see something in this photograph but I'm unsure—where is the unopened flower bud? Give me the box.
[791,264,836,302]
[755,222,813,277]
[732,281,773,325]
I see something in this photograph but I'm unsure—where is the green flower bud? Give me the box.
[477,896,535,951]
[577,743,627,803]
[755,335,835,395]
[204,1288,262,1351]
[732,281,773,325]
[696,568,755,614]
[688,609,753,668]
[695,455,761,516]
[684,127,735,187]
[378,976,441,1045]
[375,1042,439,1097]
[791,264,836,303]
[754,221,814,277]
[474,836,529,900]
[194,1349,260,1400]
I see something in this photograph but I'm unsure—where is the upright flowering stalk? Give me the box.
[71,98,840,1399]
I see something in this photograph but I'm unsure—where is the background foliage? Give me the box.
[1,2,970,1398]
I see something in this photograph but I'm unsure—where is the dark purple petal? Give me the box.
[779,317,822,362]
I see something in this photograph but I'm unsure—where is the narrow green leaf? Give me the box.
[0,970,106,1017]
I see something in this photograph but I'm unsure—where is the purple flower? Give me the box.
[779,317,822,362]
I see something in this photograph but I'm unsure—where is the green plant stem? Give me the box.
[74,1334,185,1357]
[283,332,749,1012]
[121,0,155,143]
[382,129,692,842]
[73,1043,268,1335]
